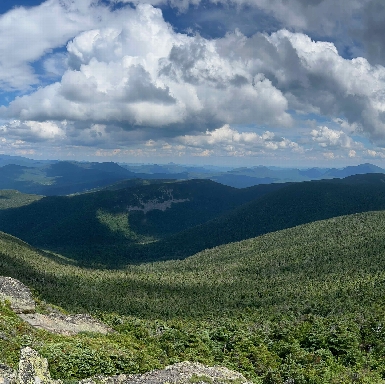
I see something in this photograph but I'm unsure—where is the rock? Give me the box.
[79,361,251,384]
[0,276,111,336]
[0,277,35,314]
[18,313,112,336]
[0,363,16,384]
[16,347,61,384]
[7,349,251,384]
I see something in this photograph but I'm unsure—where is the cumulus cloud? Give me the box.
[0,120,65,142]
[364,149,385,158]
[348,150,356,158]
[116,0,385,70]
[1,0,385,164]
[0,0,112,90]
[310,126,361,150]
[178,124,304,155]
[1,4,292,135]
[228,29,385,144]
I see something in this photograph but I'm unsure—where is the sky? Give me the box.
[1,1,385,167]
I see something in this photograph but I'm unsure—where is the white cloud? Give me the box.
[0,120,65,142]
[252,30,385,144]
[1,4,292,135]
[179,124,303,155]
[0,0,110,90]
[332,118,359,134]
[323,152,335,159]
[348,150,356,157]
[365,149,385,158]
[1,0,385,165]
[311,126,359,149]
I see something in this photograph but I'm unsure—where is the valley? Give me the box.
[1,158,385,383]
[1,211,385,382]
[1,170,385,267]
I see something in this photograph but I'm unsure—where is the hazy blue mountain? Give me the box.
[0,161,140,195]
[210,175,278,188]
[1,154,385,193]
[0,154,56,167]
[298,167,330,178]
[209,163,385,188]
[321,163,385,179]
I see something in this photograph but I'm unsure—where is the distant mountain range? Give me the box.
[0,154,385,193]
[208,163,385,187]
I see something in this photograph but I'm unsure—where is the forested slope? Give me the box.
[140,175,385,261]
[2,211,385,382]
[0,179,286,265]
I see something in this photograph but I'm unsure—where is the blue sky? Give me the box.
[0,0,385,167]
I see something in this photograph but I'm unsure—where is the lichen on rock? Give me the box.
[0,277,36,314]
[5,349,251,384]
[16,347,61,384]
[0,276,111,336]
[0,362,16,384]
[79,361,251,384]
[18,313,112,336]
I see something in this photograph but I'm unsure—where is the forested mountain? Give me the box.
[0,190,43,209]
[0,179,287,264]
[1,173,385,266]
[140,173,385,261]
[2,210,385,382]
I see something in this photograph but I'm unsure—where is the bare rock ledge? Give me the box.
[0,276,111,335]
[0,277,36,314]
[0,348,251,384]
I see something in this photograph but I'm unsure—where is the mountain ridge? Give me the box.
[1,173,385,266]
[0,154,384,192]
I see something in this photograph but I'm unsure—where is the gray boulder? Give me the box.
[3,348,251,384]
[79,361,251,384]
[0,277,35,314]
[0,362,16,384]
[16,347,61,384]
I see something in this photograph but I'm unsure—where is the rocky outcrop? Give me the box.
[19,313,112,336]
[0,362,16,384]
[127,189,189,214]
[0,278,250,383]
[0,348,60,384]
[0,277,36,314]
[1,349,251,384]
[16,347,61,384]
[80,361,251,384]
[0,276,111,335]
